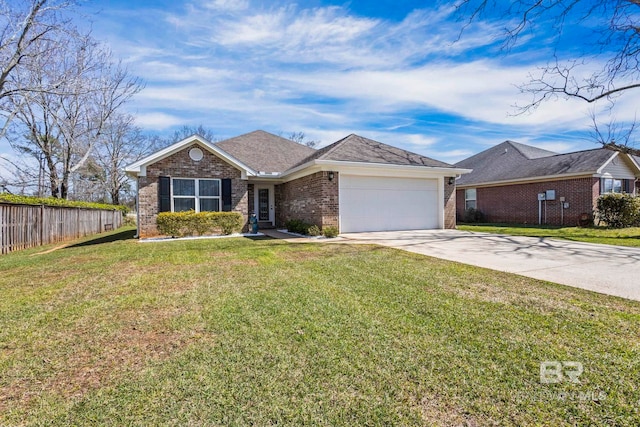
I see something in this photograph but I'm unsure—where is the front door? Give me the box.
[254,185,274,225]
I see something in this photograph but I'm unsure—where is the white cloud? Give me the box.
[202,0,249,12]
[134,112,185,129]
[87,0,637,160]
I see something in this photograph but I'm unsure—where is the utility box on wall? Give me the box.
[545,190,556,200]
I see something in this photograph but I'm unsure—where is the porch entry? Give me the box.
[254,184,275,227]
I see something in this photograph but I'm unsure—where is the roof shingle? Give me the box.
[214,130,316,173]
[292,134,454,169]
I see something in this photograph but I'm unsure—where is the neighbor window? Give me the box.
[172,178,220,212]
[601,178,623,194]
[465,188,477,210]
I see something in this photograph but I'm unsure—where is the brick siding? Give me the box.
[456,177,599,226]
[275,171,339,230]
[444,177,456,229]
[137,144,248,237]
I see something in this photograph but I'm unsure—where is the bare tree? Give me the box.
[88,113,154,205]
[8,32,143,198]
[589,110,639,153]
[0,0,77,137]
[286,131,319,148]
[169,124,218,144]
[456,0,640,151]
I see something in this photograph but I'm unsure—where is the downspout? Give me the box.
[135,178,140,239]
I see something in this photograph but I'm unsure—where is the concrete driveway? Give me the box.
[339,229,640,301]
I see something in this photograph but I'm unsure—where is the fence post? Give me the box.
[40,205,44,246]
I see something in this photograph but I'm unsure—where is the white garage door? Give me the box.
[340,175,439,233]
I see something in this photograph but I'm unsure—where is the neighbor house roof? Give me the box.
[291,134,455,169]
[455,140,618,186]
[214,130,316,173]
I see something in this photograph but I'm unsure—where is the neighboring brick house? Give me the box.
[454,140,640,226]
[125,130,469,237]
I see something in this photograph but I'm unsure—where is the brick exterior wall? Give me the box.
[444,177,456,229]
[456,177,599,226]
[137,144,248,237]
[275,171,339,229]
[247,184,254,214]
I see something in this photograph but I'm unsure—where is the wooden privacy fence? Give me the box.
[0,202,123,254]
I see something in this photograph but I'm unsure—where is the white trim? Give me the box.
[437,176,444,229]
[280,159,470,182]
[135,179,140,238]
[171,177,222,213]
[456,172,596,188]
[189,147,204,161]
[253,184,275,225]
[464,188,477,210]
[125,134,256,178]
[596,152,619,174]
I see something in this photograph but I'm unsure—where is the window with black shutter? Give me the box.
[222,179,232,211]
[158,176,171,212]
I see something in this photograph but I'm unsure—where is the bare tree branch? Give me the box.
[456,0,640,150]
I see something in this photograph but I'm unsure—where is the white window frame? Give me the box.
[171,178,221,212]
[601,178,623,194]
[465,188,477,210]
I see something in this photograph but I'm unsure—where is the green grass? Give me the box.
[1,227,640,425]
[458,223,640,247]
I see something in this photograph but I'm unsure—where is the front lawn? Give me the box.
[1,227,639,425]
[458,223,640,247]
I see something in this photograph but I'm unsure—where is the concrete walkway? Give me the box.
[339,229,640,301]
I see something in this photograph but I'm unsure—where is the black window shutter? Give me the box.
[158,176,171,212]
[222,179,232,212]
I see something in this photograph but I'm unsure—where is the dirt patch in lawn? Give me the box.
[416,392,487,427]
[30,244,69,256]
[452,280,588,314]
[0,304,212,413]
[51,326,207,400]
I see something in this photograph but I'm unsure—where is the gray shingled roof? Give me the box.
[291,134,454,169]
[214,130,316,173]
[455,140,616,186]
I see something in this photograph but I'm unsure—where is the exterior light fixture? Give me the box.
[448,177,455,185]
[328,171,335,181]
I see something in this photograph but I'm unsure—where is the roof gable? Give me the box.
[214,130,316,173]
[125,134,253,177]
[292,134,454,169]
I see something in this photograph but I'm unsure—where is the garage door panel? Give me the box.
[340,175,439,233]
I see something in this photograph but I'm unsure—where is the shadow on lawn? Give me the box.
[243,235,274,241]
[65,229,137,248]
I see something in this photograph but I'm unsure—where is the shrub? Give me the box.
[323,226,339,238]
[156,211,244,237]
[0,193,128,214]
[285,219,312,235]
[307,225,321,236]
[596,193,640,228]
[463,207,485,223]
[217,213,245,235]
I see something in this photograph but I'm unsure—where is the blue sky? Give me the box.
[66,0,639,163]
